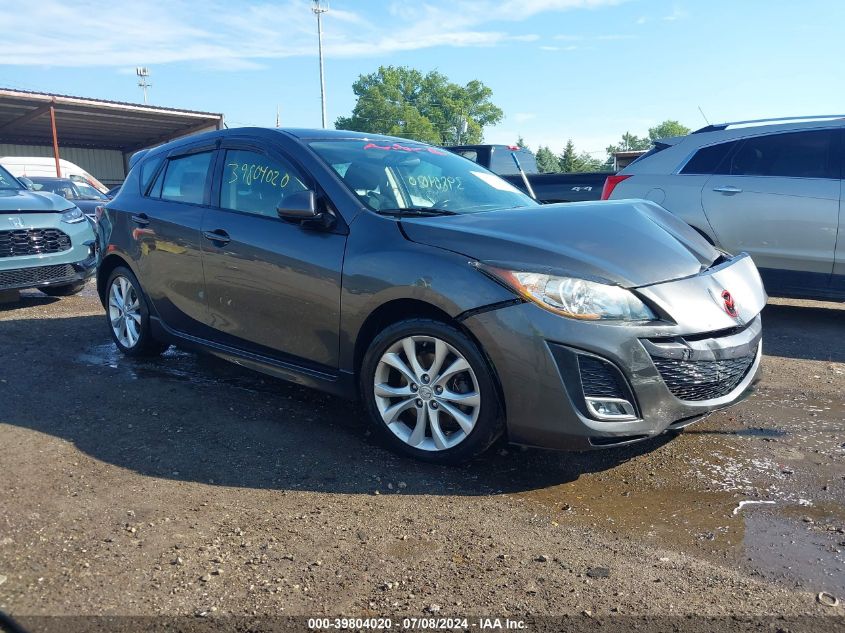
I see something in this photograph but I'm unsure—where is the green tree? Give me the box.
[334,66,504,145]
[559,139,605,173]
[605,131,651,156]
[516,135,528,150]
[535,146,561,173]
[648,120,690,141]
[559,139,578,172]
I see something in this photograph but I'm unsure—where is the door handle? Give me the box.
[712,185,742,194]
[130,213,150,226]
[203,229,231,245]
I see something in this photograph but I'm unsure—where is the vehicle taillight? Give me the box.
[507,145,520,150]
[600,174,632,200]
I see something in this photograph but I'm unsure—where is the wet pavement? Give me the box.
[0,284,843,617]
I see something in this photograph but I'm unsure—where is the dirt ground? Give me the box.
[0,284,843,628]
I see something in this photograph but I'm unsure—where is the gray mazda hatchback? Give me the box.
[97,128,766,463]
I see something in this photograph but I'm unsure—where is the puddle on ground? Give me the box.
[744,511,845,596]
[75,342,292,396]
[517,392,845,599]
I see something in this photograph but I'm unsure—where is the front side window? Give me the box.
[219,149,308,218]
[160,152,213,204]
[728,130,837,179]
[309,140,537,214]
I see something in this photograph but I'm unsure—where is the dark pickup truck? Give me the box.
[446,144,610,203]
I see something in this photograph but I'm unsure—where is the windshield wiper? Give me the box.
[375,207,458,217]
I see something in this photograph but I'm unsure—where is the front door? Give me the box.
[701,128,840,295]
[200,144,347,369]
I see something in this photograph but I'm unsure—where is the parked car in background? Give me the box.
[97,127,766,464]
[604,116,845,301]
[447,144,610,203]
[106,185,122,198]
[0,156,109,194]
[26,176,108,221]
[0,164,96,296]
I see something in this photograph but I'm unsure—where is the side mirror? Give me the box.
[277,190,318,220]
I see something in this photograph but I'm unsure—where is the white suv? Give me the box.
[603,116,844,301]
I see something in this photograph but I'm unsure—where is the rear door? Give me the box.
[200,141,347,369]
[701,128,840,294]
[132,146,215,332]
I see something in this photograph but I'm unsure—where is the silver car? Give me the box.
[604,115,844,301]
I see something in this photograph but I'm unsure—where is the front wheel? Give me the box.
[105,266,169,357]
[360,319,503,464]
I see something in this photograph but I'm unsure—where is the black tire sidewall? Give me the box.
[105,266,166,356]
[360,318,503,464]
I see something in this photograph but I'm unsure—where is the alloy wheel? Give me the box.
[108,275,142,349]
[373,335,481,452]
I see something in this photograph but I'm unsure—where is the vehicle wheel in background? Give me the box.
[361,318,503,464]
[40,281,86,296]
[105,266,169,357]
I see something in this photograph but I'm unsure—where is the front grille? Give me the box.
[652,354,756,401]
[577,355,626,399]
[0,229,72,258]
[0,264,77,290]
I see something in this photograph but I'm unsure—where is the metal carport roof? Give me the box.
[0,88,224,153]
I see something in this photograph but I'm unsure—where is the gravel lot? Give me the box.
[0,284,843,629]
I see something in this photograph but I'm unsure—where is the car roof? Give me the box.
[28,176,73,182]
[622,117,844,174]
[141,127,432,162]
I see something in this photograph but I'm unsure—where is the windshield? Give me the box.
[308,140,538,214]
[73,181,108,200]
[0,165,22,190]
[29,178,105,200]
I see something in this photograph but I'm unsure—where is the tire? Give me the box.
[360,318,504,464]
[40,281,87,296]
[105,266,169,357]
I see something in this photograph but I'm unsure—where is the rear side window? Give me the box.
[139,156,164,195]
[728,130,838,179]
[160,152,213,204]
[680,141,738,175]
[455,149,479,163]
[490,148,538,175]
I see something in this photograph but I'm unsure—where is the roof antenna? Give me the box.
[697,105,711,125]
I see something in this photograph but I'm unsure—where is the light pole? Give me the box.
[136,67,151,104]
[312,1,328,129]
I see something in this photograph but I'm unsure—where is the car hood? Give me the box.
[400,199,721,288]
[0,188,74,212]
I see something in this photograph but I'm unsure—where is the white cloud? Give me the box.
[662,6,689,21]
[512,112,537,123]
[0,0,623,68]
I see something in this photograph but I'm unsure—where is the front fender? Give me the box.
[339,213,517,370]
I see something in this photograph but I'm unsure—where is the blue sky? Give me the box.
[1,0,843,158]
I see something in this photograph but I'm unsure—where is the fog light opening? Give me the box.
[585,397,638,421]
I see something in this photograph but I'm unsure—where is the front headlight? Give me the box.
[60,207,85,224]
[483,266,656,321]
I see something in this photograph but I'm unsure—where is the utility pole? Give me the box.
[276,105,281,128]
[136,67,151,104]
[312,1,328,128]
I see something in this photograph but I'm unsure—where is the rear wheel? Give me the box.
[361,319,503,464]
[40,281,86,296]
[105,266,169,357]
